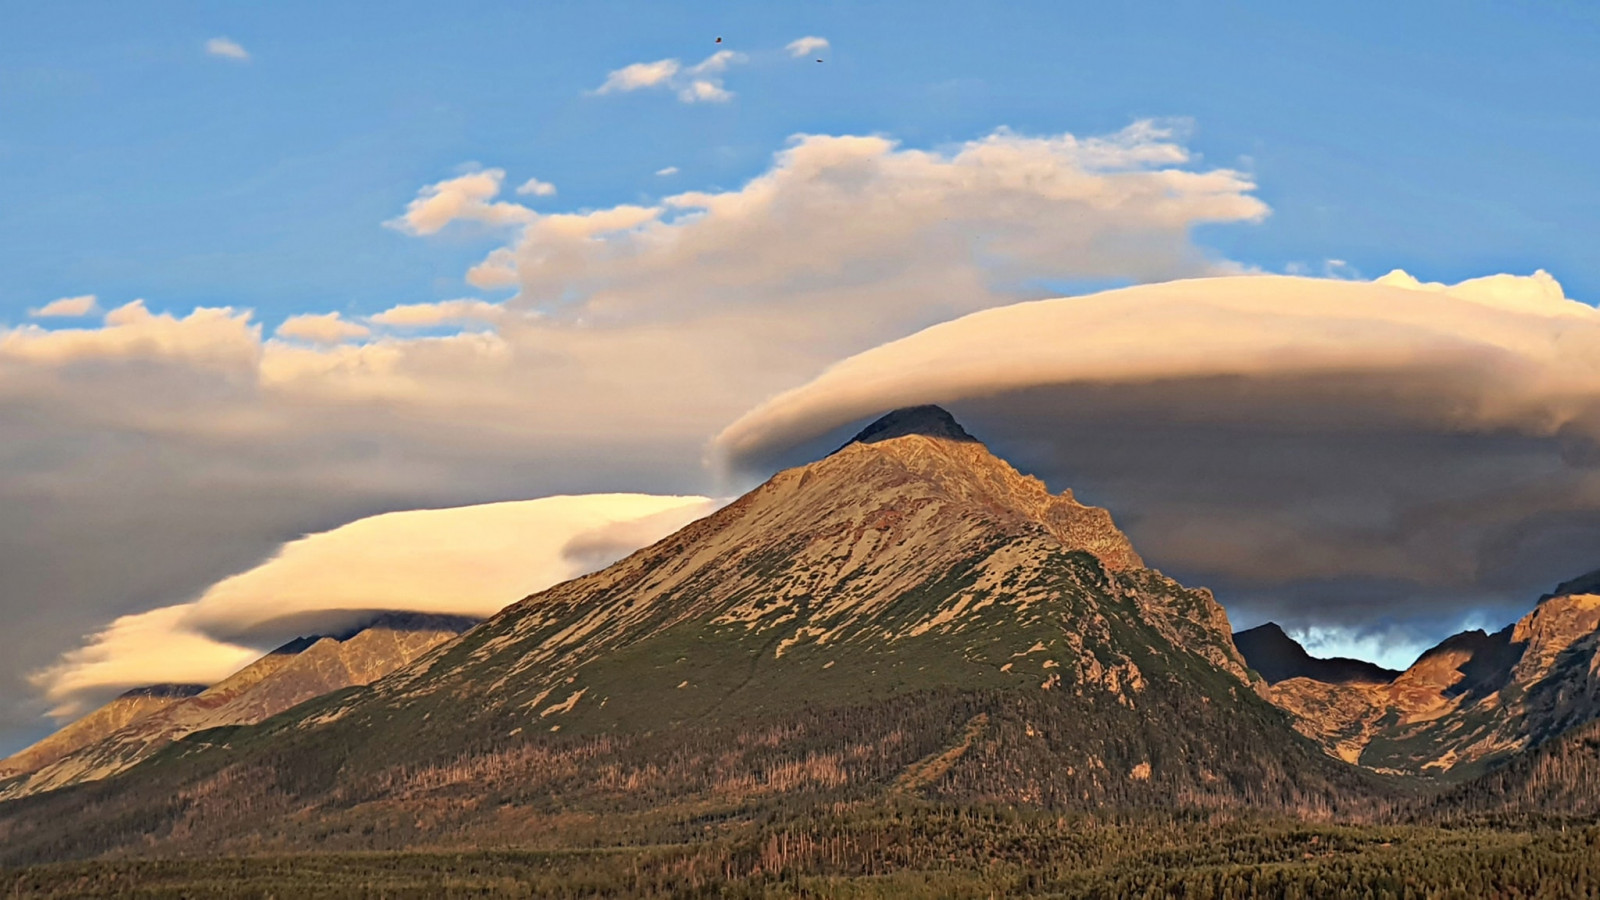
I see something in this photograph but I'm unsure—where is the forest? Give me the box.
[5,805,1599,898]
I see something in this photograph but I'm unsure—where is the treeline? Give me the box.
[6,812,1599,898]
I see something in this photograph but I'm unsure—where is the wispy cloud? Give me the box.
[655,166,679,177]
[368,298,504,328]
[516,177,557,197]
[384,168,535,236]
[205,37,250,61]
[786,36,829,58]
[28,295,98,318]
[591,50,745,103]
[274,312,370,344]
[594,58,681,94]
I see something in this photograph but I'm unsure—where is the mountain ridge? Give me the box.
[1234,623,1401,685]
[0,613,477,800]
[0,407,1386,863]
[1265,581,1600,776]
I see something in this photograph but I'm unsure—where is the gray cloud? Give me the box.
[714,272,1600,660]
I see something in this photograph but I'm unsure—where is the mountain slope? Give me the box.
[0,685,204,781]
[1267,584,1600,776]
[0,408,1386,864]
[0,613,475,801]
[1234,623,1400,685]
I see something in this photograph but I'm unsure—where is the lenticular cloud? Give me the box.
[714,271,1600,640]
[32,493,719,718]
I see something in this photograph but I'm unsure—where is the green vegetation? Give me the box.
[6,807,1600,898]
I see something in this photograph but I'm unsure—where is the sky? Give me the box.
[3,0,1600,756]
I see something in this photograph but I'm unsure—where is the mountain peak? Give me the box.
[1234,622,1399,685]
[842,405,978,449]
[1541,566,1600,604]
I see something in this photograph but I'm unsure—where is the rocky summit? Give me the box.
[0,407,1380,863]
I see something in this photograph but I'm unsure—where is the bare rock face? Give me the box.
[0,614,474,800]
[0,685,204,781]
[1264,583,1600,777]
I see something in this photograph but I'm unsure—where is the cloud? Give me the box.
[678,80,732,103]
[516,177,557,197]
[384,168,535,236]
[0,121,1263,750]
[468,121,1265,339]
[591,51,745,103]
[594,58,681,93]
[27,295,98,318]
[656,166,679,177]
[27,607,259,720]
[30,494,719,719]
[275,312,370,344]
[205,37,250,61]
[367,298,504,328]
[787,36,829,58]
[714,271,1600,643]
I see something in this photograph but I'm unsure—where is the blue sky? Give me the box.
[4,1,1600,752]
[4,1,1598,325]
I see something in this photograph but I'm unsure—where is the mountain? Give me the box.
[0,613,475,801]
[1266,582,1600,776]
[1233,623,1401,685]
[0,684,204,781]
[0,407,1385,864]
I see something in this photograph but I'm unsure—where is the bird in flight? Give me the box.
[715,37,722,43]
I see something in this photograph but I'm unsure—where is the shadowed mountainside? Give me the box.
[1233,623,1401,686]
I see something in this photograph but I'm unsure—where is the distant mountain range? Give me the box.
[0,612,475,800]
[3,407,1600,864]
[1233,623,1401,686]
[1240,580,1600,778]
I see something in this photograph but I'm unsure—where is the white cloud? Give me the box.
[367,298,504,328]
[686,49,744,76]
[275,312,370,344]
[28,295,98,318]
[205,37,250,61]
[384,168,535,236]
[656,166,679,177]
[594,58,681,94]
[678,80,732,103]
[714,271,1600,637]
[28,606,259,720]
[787,36,829,58]
[591,51,744,103]
[470,122,1265,340]
[30,494,719,717]
[2,300,260,369]
[516,177,557,197]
